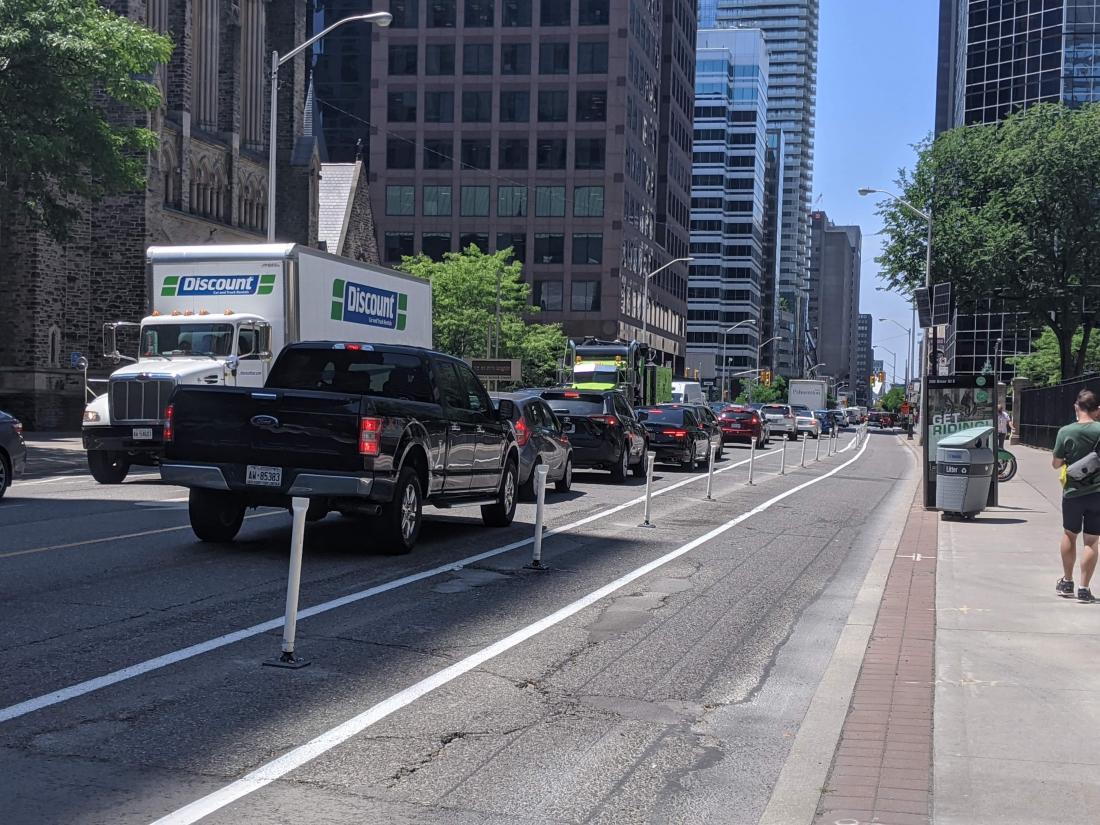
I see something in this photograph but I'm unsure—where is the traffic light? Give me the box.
[878,371,886,384]
[761,370,771,386]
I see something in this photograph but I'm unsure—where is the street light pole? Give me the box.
[641,256,693,338]
[878,317,912,389]
[722,319,756,401]
[268,12,392,242]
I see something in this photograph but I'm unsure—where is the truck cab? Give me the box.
[82,312,272,483]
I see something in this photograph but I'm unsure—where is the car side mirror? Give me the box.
[497,398,517,421]
[636,410,648,421]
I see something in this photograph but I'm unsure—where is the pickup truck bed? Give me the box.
[162,342,520,553]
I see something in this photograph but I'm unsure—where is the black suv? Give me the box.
[636,404,712,470]
[161,343,521,554]
[541,389,647,481]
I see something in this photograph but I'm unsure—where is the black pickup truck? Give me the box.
[160,342,521,553]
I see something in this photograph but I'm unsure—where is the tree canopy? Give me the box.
[0,0,172,237]
[874,103,1100,381]
[1008,327,1100,388]
[877,387,906,413]
[399,246,568,387]
[736,374,787,405]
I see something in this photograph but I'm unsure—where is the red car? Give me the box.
[717,405,771,449]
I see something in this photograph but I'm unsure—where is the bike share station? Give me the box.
[923,373,999,518]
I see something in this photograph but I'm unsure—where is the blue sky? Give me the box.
[814,0,939,381]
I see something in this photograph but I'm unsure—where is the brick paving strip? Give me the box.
[813,488,938,825]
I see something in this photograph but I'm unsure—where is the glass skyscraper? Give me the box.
[936,0,1100,133]
[709,0,820,379]
[687,28,769,396]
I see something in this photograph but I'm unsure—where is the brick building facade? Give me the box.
[0,0,377,429]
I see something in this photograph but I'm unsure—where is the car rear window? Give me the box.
[642,408,686,425]
[791,405,811,414]
[720,410,754,421]
[268,347,434,403]
[761,405,788,415]
[543,393,606,415]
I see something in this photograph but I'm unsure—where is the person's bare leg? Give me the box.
[1062,529,1078,581]
[1080,533,1099,589]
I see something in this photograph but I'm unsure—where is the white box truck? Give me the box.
[82,243,432,483]
[787,378,828,411]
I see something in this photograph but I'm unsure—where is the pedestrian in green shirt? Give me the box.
[1052,389,1100,602]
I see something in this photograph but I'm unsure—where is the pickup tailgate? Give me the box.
[167,386,363,472]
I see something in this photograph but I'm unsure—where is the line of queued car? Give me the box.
[0,410,27,500]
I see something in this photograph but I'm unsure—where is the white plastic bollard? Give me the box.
[780,436,788,474]
[641,451,656,527]
[527,464,550,570]
[815,430,822,461]
[748,436,757,486]
[265,496,310,668]
[705,444,716,500]
[800,433,808,467]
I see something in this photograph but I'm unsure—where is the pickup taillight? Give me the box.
[164,404,174,442]
[359,416,382,456]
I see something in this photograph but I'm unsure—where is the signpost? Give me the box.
[469,358,521,390]
[923,373,997,508]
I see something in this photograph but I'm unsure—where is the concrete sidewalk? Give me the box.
[935,443,1100,823]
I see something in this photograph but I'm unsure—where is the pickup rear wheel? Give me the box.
[482,460,518,527]
[379,467,421,554]
[88,450,130,484]
[610,444,630,482]
[188,489,245,542]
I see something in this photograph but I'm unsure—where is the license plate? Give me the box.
[132,428,153,440]
[246,465,283,486]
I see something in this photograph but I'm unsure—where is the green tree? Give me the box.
[399,245,567,387]
[878,387,906,413]
[874,103,1100,381]
[0,0,172,238]
[1008,327,1100,387]
[736,375,787,405]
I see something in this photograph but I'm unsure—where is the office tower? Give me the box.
[687,29,768,398]
[856,314,873,406]
[808,211,861,393]
[935,0,1100,134]
[711,0,820,378]
[350,0,693,368]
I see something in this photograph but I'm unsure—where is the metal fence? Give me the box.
[1018,375,1100,449]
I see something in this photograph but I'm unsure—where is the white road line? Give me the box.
[0,511,283,561]
[150,435,871,825]
[0,435,856,724]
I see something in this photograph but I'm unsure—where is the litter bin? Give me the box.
[936,426,995,519]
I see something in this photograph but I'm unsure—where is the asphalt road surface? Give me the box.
[0,429,915,825]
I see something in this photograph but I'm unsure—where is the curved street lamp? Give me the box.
[268,12,393,241]
[721,319,757,400]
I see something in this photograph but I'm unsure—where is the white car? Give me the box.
[791,405,821,439]
[760,403,799,441]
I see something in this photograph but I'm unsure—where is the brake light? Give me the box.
[514,417,531,446]
[751,415,760,424]
[164,404,174,443]
[590,415,619,427]
[564,391,580,398]
[662,428,688,438]
[359,416,382,456]
[345,343,362,351]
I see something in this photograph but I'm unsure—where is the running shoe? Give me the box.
[1078,587,1095,603]
[1057,577,1075,597]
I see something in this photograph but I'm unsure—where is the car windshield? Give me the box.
[642,408,686,425]
[544,393,606,415]
[268,347,434,403]
[140,323,233,358]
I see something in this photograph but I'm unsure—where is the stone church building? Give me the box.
[0,0,378,429]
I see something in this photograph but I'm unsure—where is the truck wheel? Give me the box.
[631,446,648,478]
[88,450,130,484]
[482,459,518,527]
[379,466,421,554]
[188,488,245,542]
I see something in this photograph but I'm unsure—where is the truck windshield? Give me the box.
[141,323,234,357]
[573,363,621,384]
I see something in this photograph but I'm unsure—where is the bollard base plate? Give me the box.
[263,651,311,669]
[524,559,550,571]
[640,521,656,529]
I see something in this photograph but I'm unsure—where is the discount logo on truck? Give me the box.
[160,274,276,296]
[330,278,408,330]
